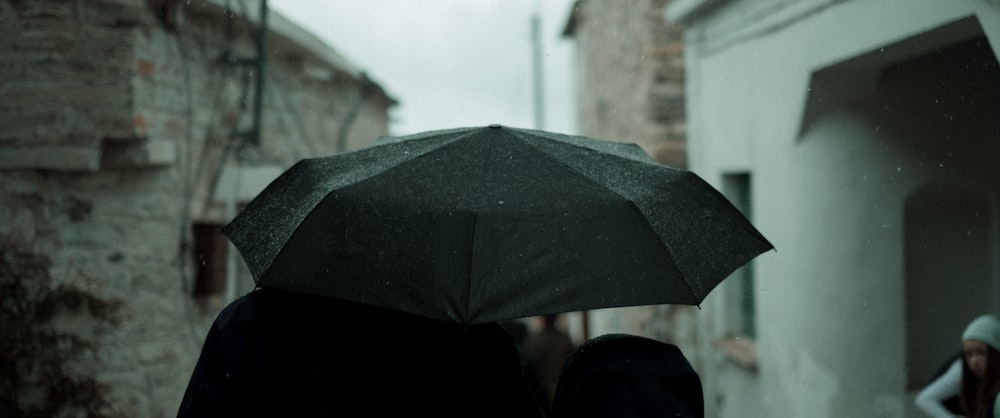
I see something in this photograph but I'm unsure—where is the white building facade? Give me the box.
[666,0,1000,416]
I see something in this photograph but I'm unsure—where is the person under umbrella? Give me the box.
[177,287,545,417]
[550,333,704,418]
[190,124,772,416]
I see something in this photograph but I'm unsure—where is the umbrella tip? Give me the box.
[489,124,502,129]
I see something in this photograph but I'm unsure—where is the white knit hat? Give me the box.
[962,314,1000,351]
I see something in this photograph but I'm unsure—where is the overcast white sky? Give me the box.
[268,0,578,137]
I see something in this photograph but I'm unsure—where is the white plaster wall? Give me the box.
[679,0,1000,416]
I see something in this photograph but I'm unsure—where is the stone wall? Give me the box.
[0,1,392,416]
[564,0,686,168]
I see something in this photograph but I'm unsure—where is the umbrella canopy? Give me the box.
[223,125,773,325]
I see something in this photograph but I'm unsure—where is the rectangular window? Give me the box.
[723,173,755,338]
[192,222,227,298]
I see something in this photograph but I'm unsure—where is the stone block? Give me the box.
[0,206,37,242]
[77,0,150,27]
[0,172,42,195]
[13,1,75,19]
[0,145,101,171]
[100,139,177,168]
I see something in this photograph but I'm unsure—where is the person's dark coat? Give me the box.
[550,333,704,418]
[178,287,545,417]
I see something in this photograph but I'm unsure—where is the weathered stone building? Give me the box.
[563,0,687,168]
[0,0,393,416]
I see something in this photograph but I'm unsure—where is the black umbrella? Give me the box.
[223,125,773,325]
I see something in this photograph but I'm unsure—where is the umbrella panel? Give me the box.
[259,132,693,324]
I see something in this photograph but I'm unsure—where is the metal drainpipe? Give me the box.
[251,0,268,145]
[531,13,544,131]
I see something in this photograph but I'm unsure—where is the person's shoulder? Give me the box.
[211,289,267,331]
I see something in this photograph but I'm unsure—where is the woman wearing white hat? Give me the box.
[959,314,1000,418]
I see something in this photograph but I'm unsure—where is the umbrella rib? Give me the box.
[509,127,662,167]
